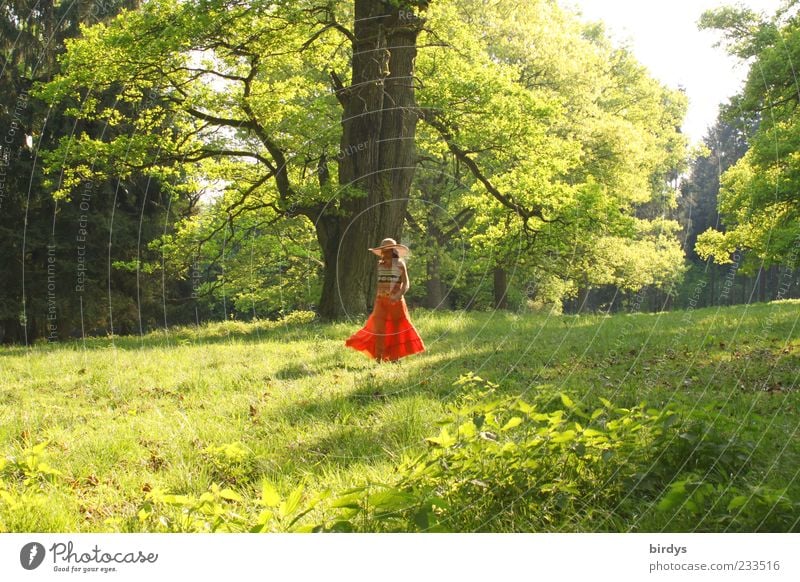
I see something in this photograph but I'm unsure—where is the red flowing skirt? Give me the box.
[345,296,425,361]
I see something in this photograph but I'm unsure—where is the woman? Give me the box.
[345,238,425,362]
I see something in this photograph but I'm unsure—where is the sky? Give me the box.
[561,0,785,145]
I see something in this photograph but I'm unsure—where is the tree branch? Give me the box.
[166,148,275,168]
[237,55,296,204]
[404,210,424,234]
[443,207,475,239]
[165,95,257,130]
[330,69,350,107]
[302,21,356,51]
[420,110,561,225]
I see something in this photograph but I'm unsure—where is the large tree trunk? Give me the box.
[317,2,423,319]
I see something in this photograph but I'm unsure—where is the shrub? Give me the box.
[316,373,688,531]
[317,374,798,532]
[199,442,255,486]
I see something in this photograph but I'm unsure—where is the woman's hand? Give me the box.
[390,293,403,302]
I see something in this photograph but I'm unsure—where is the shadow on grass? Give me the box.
[1,308,524,355]
[3,301,798,358]
[290,425,392,469]
[261,344,505,472]
[272,353,360,380]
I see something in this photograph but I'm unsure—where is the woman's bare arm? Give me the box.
[392,260,410,300]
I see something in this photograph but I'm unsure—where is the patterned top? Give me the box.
[376,261,403,297]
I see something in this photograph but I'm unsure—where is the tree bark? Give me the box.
[318,2,423,319]
[494,267,508,310]
[425,252,444,309]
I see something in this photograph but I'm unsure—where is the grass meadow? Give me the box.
[1,301,798,532]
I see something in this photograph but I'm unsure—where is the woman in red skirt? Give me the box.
[345,238,425,362]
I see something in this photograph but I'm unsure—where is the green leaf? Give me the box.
[501,416,523,431]
[368,489,417,512]
[551,430,576,443]
[728,495,747,511]
[287,507,317,529]
[31,441,50,455]
[426,428,457,448]
[515,400,535,415]
[256,508,274,526]
[334,507,360,520]
[160,494,190,505]
[261,481,281,508]
[501,442,517,454]
[338,486,367,496]
[657,480,689,512]
[332,494,363,510]
[219,488,243,502]
[458,420,477,438]
[560,393,575,409]
[280,484,304,518]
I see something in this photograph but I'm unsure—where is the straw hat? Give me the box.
[368,237,410,257]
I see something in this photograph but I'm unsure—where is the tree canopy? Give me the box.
[26,0,689,326]
[697,1,800,269]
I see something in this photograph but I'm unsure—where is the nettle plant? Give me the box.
[320,374,688,532]
[0,442,66,531]
[138,481,328,533]
[1,441,63,487]
[199,442,256,487]
[309,376,798,532]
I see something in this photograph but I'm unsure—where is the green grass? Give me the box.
[1,300,798,532]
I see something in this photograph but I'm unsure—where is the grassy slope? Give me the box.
[0,300,798,531]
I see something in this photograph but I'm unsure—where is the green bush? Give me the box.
[316,374,798,532]
[652,475,799,532]
[316,373,688,531]
[199,442,255,486]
